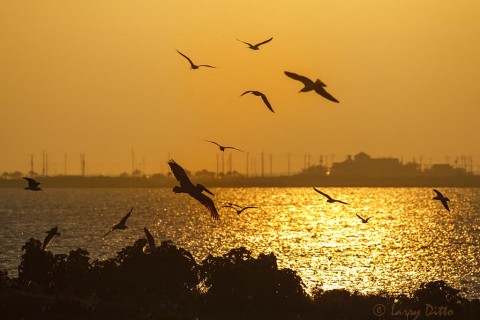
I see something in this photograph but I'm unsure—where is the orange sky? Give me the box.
[1,0,479,175]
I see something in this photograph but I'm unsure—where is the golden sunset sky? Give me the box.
[1,0,479,175]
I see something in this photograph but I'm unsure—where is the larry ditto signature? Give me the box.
[373,303,454,319]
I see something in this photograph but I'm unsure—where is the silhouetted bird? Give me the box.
[203,140,244,152]
[356,214,371,223]
[168,159,219,219]
[240,90,274,113]
[103,207,133,238]
[236,37,273,50]
[23,177,42,191]
[176,49,216,69]
[143,227,157,254]
[222,205,258,215]
[313,187,348,204]
[284,71,339,103]
[42,226,61,250]
[432,189,450,212]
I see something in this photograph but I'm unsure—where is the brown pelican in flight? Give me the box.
[356,214,371,223]
[313,188,348,205]
[143,227,157,254]
[240,90,274,113]
[203,140,244,152]
[23,177,42,191]
[236,37,273,50]
[176,49,216,69]
[168,159,219,219]
[103,207,133,238]
[432,189,450,212]
[284,71,339,103]
[222,205,258,215]
[42,226,61,250]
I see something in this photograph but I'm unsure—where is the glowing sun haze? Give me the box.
[1,0,479,175]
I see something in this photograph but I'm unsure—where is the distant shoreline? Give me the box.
[2,175,480,188]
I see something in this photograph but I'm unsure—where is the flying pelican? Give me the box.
[222,205,258,215]
[176,49,216,69]
[203,140,244,152]
[103,207,133,238]
[168,159,219,219]
[236,37,273,50]
[356,214,371,223]
[432,189,450,212]
[240,90,274,113]
[42,226,61,250]
[313,188,348,205]
[284,71,339,103]
[23,177,42,191]
[143,227,157,254]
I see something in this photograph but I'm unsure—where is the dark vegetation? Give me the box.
[1,238,479,319]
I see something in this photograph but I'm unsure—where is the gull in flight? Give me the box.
[143,227,158,254]
[240,90,274,113]
[103,207,133,238]
[203,140,244,152]
[236,37,273,50]
[23,177,42,191]
[222,205,258,215]
[168,159,219,219]
[176,49,216,69]
[356,214,371,223]
[432,189,450,212]
[42,226,61,250]
[284,71,339,103]
[313,188,348,205]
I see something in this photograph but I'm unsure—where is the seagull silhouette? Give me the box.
[222,205,258,215]
[432,189,450,212]
[103,207,133,238]
[168,159,219,219]
[356,214,371,223]
[236,37,273,50]
[176,49,216,69]
[143,227,157,254]
[284,71,339,103]
[203,140,244,152]
[313,187,348,204]
[23,177,42,191]
[240,90,274,113]
[42,226,61,250]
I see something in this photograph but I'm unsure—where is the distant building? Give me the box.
[330,152,420,177]
[424,164,471,177]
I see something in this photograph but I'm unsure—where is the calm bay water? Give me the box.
[1,187,479,298]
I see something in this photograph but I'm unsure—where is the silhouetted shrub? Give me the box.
[199,247,308,312]
[18,238,56,292]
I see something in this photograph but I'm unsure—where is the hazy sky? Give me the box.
[1,0,479,175]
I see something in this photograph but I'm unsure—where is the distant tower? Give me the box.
[30,154,34,175]
[80,154,86,176]
[64,153,67,176]
[269,154,273,176]
[131,148,135,175]
[261,151,265,177]
[246,152,249,177]
[287,153,291,176]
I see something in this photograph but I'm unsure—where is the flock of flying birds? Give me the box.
[23,173,451,253]
[20,36,452,252]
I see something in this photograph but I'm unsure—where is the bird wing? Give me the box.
[259,92,274,112]
[176,49,195,68]
[23,177,40,187]
[103,228,113,238]
[284,71,314,86]
[144,227,156,249]
[433,189,443,198]
[313,187,332,200]
[197,183,215,196]
[240,90,253,96]
[119,207,133,225]
[204,139,222,148]
[255,37,273,47]
[314,87,340,103]
[190,191,219,220]
[198,64,216,68]
[336,200,349,205]
[441,199,450,212]
[224,146,245,153]
[236,38,253,47]
[238,206,258,214]
[168,159,194,187]
[42,233,54,250]
[356,214,365,221]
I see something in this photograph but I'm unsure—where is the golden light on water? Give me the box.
[1,187,479,298]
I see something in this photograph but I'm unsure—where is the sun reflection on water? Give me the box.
[0,187,479,298]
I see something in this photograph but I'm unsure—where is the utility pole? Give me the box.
[261,151,265,177]
[246,152,249,177]
[64,153,67,176]
[269,154,273,176]
[30,154,34,175]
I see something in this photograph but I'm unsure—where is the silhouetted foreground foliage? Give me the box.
[1,238,479,319]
